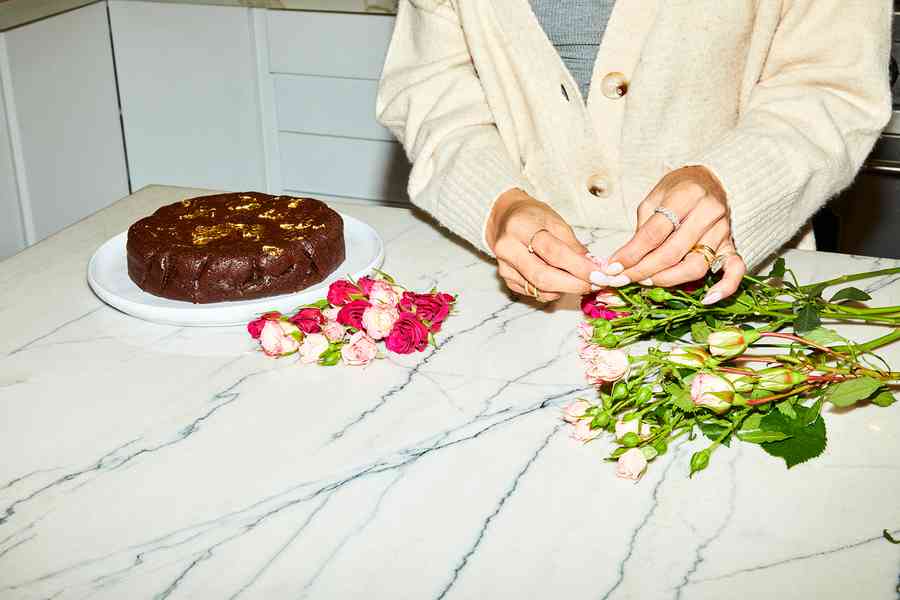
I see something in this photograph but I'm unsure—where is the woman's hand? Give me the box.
[601,166,747,304]
[486,189,600,302]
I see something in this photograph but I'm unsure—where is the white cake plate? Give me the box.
[87,213,384,327]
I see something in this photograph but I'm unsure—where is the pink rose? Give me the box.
[322,320,346,343]
[581,292,630,320]
[570,419,602,443]
[562,399,591,424]
[578,321,594,342]
[247,311,282,340]
[400,292,454,331]
[322,306,341,321]
[614,419,652,441]
[327,279,360,306]
[616,448,648,481]
[368,280,401,307]
[289,307,325,334]
[258,320,300,357]
[385,312,429,354]
[690,373,735,414]
[362,304,400,340]
[341,330,378,366]
[299,333,329,364]
[357,276,376,295]
[594,289,628,307]
[337,299,371,330]
[581,347,629,384]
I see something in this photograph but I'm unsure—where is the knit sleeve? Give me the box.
[375,0,532,255]
[675,0,892,270]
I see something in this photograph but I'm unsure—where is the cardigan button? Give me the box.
[601,72,628,99]
[587,175,610,198]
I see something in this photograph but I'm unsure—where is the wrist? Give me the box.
[486,188,532,250]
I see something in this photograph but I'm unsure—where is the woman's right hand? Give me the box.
[485,189,604,302]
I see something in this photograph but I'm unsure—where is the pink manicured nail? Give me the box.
[639,278,653,286]
[586,253,608,268]
[701,291,722,305]
[590,271,610,286]
[604,262,624,275]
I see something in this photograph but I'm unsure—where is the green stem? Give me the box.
[800,267,900,293]
[832,328,900,354]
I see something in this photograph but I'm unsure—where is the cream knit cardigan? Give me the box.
[375,0,892,269]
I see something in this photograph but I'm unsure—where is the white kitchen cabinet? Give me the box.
[0,1,128,249]
[108,0,267,192]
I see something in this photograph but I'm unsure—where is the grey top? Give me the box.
[529,0,616,101]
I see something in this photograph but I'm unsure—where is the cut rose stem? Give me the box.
[718,366,757,376]
[746,384,817,406]
[758,332,840,356]
[800,267,900,293]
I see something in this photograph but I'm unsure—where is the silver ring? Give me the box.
[653,207,681,230]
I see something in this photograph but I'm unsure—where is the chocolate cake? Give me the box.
[126,192,345,303]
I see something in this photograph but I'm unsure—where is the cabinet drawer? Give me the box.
[279,132,409,201]
[266,11,395,79]
[274,74,393,141]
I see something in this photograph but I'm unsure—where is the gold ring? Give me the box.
[690,244,717,267]
[527,228,550,254]
[710,250,738,274]
[523,280,541,301]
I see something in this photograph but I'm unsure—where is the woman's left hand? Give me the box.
[599,166,747,304]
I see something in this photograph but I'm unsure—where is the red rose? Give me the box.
[327,280,360,306]
[289,307,325,334]
[357,276,376,295]
[398,292,454,331]
[337,299,371,330]
[580,293,628,320]
[385,311,429,354]
[247,311,282,339]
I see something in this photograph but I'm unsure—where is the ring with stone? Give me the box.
[690,244,717,267]
[527,228,550,254]
[710,250,738,274]
[653,206,682,230]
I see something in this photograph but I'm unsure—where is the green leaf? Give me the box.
[829,287,871,303]
[671,389,696,413]
[699,420,732,447]
[794,304,821,333]
[691,321,711,344]
[802,327,847,347]
[871,391,897,408]
[776,399,797,420]
[641,446,659,461]
[823,377,883,408]
[805,283,828,299]
[768,257,786,279]
[759,404,827,468]
[737,414,793,444]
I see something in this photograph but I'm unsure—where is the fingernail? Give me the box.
[701,291,722,305]
[590,284,604,291]
[639,278,653,286]
[586,253,608,268]
[604,262,624,275]
[608,275,631,288]
[590,271,610,286]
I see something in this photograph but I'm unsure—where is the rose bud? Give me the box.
[614,419,652,441]
[690,372,735,414]
[668,346,710,369]
[594,289,628,307]
[570,419,602,443]
[616,448,648,481]
[289,307,325,334]
[247,311,282,340]
[356,275,376,295]
[322,320,346,343]
[337,299,371,330]
[722,371,755,393]
[298,332,329,364]
[577,321,594,342]
[385,312,429,354]
[340,330,378,366]
[756,367,808,392]
[361,304,400,340]
[562,399,592,424]
[707,327,761,359]
[368,280,401,307]
[258,320,301,357]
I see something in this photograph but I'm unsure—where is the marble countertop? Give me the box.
[1,185,899,599]
[0,0,393,31]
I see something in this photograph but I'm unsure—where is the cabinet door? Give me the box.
[0,82,25,259]
[3,2,128,243]
[109,0,266,192]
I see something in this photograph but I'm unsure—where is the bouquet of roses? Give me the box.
[247,271,456,366]
[568,260,900,480]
